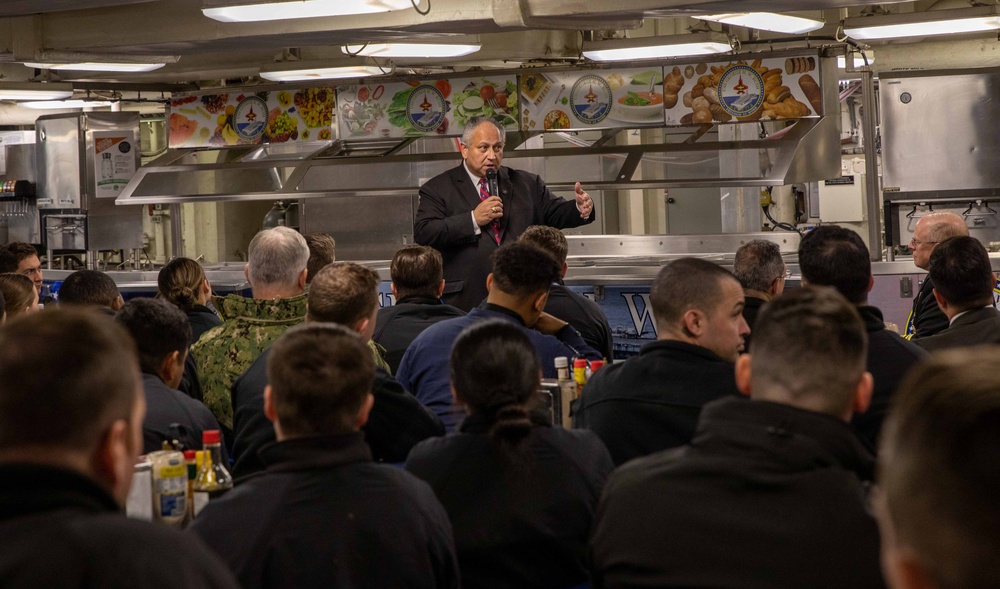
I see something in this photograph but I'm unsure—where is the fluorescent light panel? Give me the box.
[24,61,166,73]
[203,0,418,22]
[342,42,481,58]
[583,33,731,62]
[837,54,874,69]
[19,99,114,109]
[259,64,383,82]
[0,82,74,101]
[698,13,824,34]
[844,6,1000,40]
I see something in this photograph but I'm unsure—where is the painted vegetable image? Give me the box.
[452,78,518,128]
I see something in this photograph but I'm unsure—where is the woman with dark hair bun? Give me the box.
[405,319,614,589]
[157,257,220,344]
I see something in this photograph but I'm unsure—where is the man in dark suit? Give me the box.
[415,116,596,311]
[905,212,969,340]
[798,226,927,449]
[732,239,786,351]
[914,236,1000,352]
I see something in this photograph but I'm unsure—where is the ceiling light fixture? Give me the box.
[342,42,481,59]
[583,32,731,62]
[697,13,825,34]
[203,0,420,22]
[18,99,114,110]
[843,5,1000,40]
[837,53,875,69]
[24,62,167,73]
[259,62,387,82]
[0,82,75,101]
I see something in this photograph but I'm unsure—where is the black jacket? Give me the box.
[572,339,742,465]
[415,164,595,311]
[854,306,928,449]
[914,306,1000,352]
[591,398,886,589]
[179,353,205,404]
[374,295,466,374]
[909,276,949,339]
[0,464,239,589]
[741,295,767,351]
[405,412,614,589]
[189,304,223,344]
[142,372,223,455]
[189,433,459,589]
[231,348,444,478]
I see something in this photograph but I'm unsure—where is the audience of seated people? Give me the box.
[905,211,969,339]
[573,257,748,465]
[406,319,613,588]
[797,226,928,449]
[732,239,786,350]
[115,297,223,456]
[7,226,1000,589]
[397,242,600,432]
[590,286,886,589]
[373,245,465,374]
[912,235,1000,351]
[189,323,458,589]
[0,309,239,588]
[230,261,442,478]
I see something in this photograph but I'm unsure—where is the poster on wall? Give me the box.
[93,132,137,199]
[519,68,667,131]
[336,75,518,139]
[168,87,336,148]
[664,55,822,126]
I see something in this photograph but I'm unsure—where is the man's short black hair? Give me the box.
[518,226,569,265]
[650,258,738,329]
[929,236,994,311]
[490,242,561,298]
[0,242,38,273]
[798,226,871,305]
[304,232,336,284]
[58,269,121,308]
[390,245,443,299]
[115,298,192,375]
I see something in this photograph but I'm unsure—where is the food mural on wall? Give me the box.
[168,87,336,148]
[337,75,518,138]
[520,69,667,130]
[666,55,822,126]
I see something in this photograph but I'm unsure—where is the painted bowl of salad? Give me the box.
[611,91,664,122]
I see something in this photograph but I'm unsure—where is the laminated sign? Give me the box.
[94,132,137,199]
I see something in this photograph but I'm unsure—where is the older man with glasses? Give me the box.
[904,212,969,340]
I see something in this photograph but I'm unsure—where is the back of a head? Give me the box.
[650,258,737,329]
[266,323,375,437]
[517,225,569,266]
[390,245,443,299]
[157,257,205,312]
[733,240,784,293]
[0,241,36,273]
[115,298,192,376]
[307,262,379,326]
[450,320,539,456]
[490,242,561,298]
[0,273,35,318]
[247,226,309,290]
[750,286,867,416]
[58,269,121,309]
[924,211,971,243]
[879,347,1000,589]
[928,236,993,311]
[304,232,336,283]
[0,308,139,454]
[798,226,871,305]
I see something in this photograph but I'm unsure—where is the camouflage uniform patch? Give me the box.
[190,293,307,429]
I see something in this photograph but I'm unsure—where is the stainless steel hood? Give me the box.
[116,51,842,206]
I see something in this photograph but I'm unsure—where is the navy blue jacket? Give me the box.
[142,372,222,455]
[396,304,600,432]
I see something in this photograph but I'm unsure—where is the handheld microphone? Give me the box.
[485,168,499,198]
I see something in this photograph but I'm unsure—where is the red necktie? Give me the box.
[479,177,502,245]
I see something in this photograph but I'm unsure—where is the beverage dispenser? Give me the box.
[35,112,143,268]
